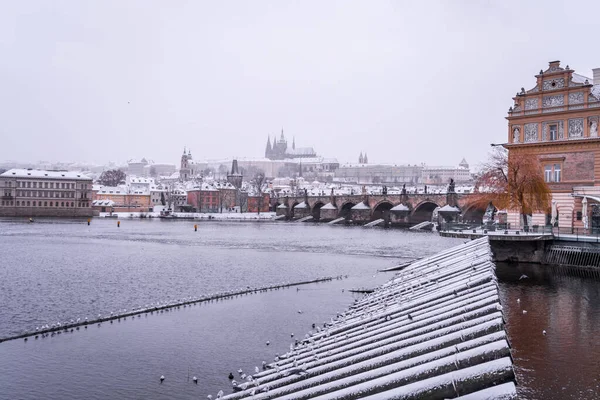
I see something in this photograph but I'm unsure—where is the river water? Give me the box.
[0,219,598,399]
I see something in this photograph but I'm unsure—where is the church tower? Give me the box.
[359,152,364,164]
[227,159,243,189]
[363,153,368,164]
[180,147,191,181]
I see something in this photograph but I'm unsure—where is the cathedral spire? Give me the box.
[265,135,272,157]
[364,152,368,164]
[280,128,284,141]
[292,136,295,150]
[359,152,363,164]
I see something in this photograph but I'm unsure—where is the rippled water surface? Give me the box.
[0,218,599,399]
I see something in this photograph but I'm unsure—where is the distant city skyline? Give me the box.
[2,1,600,169]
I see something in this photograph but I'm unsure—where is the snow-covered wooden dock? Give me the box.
[221,237,516,399]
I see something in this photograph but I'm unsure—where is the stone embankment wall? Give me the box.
[0,207,93,218]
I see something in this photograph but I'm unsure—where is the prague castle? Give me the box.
[265,130,317,160]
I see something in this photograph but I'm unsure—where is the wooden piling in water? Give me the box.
[0,276,339,343]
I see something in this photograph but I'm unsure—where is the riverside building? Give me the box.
[0,169,93,217]
[506,60,600,231]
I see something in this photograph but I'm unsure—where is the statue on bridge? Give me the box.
[382,185,388,196]
[448,179,455,193]
[424,185,427,194]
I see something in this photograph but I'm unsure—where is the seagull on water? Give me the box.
[519,274,529,280]
[160,375,165,383]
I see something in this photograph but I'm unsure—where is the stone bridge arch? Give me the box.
[339,201,356,218]
[311,201,325,221]
[372,200,394,221]
[411,200,441,225]
[289,201,300,219]
[461,203,486,224]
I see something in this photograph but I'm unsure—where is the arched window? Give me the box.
[49,202,53,207]
[44,201,47,207]
[26,201,30,206]
[71,202,74,207]
[61,202,64,207]
[32,201,36,206]
[16,201,20,206]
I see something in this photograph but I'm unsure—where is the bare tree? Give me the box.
[98,169,126,186]
[473,147,551,228]
[252,172,266,214]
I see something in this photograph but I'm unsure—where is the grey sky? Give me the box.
[1,1,599,168]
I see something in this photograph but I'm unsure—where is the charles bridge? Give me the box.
[270,189,483,226]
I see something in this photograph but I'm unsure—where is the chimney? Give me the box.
[593,68,600,85]
[548,60,560,70]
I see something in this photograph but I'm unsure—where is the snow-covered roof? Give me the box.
[127,158,152,164]
[220,237,515,399]
[438,205,461,213]
[390,203,409,212]
[591,85,600,101]
[286,147,316,156]
[92,200,115,207]
[351,202,370,210]
[95,186,127,195]
[190,182,219,192]
[572,73,591,84]
[294,201,308,209]
[1,169,92,181]
[128,176,155,184]
[277,203,288,209]
[321,202,336,210]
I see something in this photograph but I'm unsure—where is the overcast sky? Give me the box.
[1,1,599,168]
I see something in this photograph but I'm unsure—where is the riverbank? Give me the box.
[98,211,277,221]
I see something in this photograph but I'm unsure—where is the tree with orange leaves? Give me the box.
[473,147,551,227]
